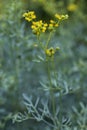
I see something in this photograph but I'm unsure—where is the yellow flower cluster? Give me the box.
[23,11,68,36]
[55,14,69,21]
[23,11,36,22]
[67,4,78,11]
[45,47,60,57]
[31,20,48,35]
[48,20,59,30]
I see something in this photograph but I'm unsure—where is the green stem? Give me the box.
[59,91,63,129]
[51,56,58,86]
[51,56,63,130]
[37,35,44,50]
[46,58,55,117]
[45,31,53,49]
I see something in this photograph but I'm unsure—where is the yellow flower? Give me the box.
[23,11,36,22]
[48,20,59,30]
[67,4,78,11]
[45,47,55,57]
[31,20,48,35]
[45,47,60,57]
[55,14,69,21]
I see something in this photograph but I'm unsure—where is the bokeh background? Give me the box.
[0,0,87,130]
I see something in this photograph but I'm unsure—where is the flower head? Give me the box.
[31,20,48,35]
[23,11,36,22]
[48,20,59,30]
[45,47,60,57]
[55,14,69,21]
[45,47,55,57]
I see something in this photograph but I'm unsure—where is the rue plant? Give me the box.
[13,11,69,130]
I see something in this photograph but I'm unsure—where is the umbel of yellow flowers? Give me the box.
[31,20,48,35]
[55,14,69,20]
[23,11,69,36]
[48,20,59,30]
[23,11,36,22]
